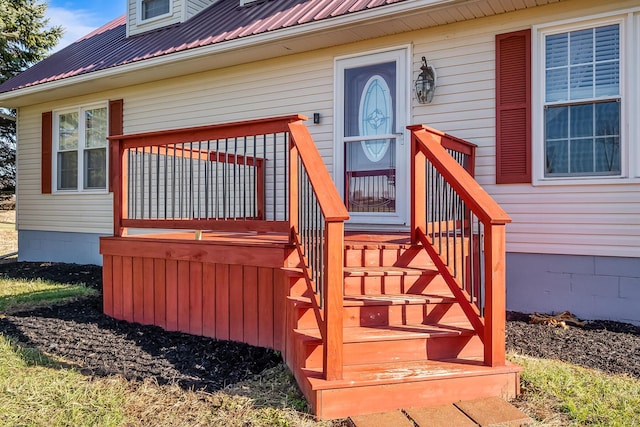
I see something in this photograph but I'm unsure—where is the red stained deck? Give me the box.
[102,116,518,420]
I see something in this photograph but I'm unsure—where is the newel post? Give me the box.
[323,220,344,380]
[409,126,426,244]
[483,223,507,366]
[110,138,127,237]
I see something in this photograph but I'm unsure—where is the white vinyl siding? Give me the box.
[14,0,640,259]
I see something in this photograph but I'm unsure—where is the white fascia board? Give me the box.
[0,0,461,106]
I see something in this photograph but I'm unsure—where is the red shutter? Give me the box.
[495,29,531,184]
[41,111,52,194]
[108,99,124,193]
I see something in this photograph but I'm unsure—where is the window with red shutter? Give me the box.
[41,99,122,194]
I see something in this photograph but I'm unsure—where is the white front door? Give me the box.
[335,48,409,226]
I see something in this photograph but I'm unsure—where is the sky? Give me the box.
[46,1,126,51]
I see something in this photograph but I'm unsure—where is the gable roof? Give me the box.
[0,0,410,94]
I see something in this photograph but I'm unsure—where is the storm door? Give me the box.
[336,49,408,226]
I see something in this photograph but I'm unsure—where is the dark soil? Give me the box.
[0,262,281,392]
[0,261,638,397]
[507,311,640,378]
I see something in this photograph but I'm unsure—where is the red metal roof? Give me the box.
[0,0,408,94]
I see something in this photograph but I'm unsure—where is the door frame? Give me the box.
[333,45,412,226]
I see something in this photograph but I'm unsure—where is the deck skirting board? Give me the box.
[100,236,288,351]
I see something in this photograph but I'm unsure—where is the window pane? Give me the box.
[546,33,568,68]
[570,104,593,138]
[595,62,619,97]
[545,106,568,139]
[85,107,107,148]
[569,29,593,65]
[595,101,620,136]
[595,137,620,173]
[142,0,169,20]
[84,148,107,189]
[545,140,568,174]
[570,139,594,173]
[546,68,568,102]
[57,151,77,190]
[59,112,78,150]
[595,25,619,62]
[569,64,593,100]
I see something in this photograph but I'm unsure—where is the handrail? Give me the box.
[108,115,306,145]
[409,125,510,367]
[411,127,510,226]
[288,120,348,381]
[288,122,350,223]
[408,125,477,176]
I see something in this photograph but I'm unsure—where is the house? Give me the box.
[1,0,639,418]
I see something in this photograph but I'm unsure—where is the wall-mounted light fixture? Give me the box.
[414,57,437,104]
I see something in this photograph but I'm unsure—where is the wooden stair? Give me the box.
[285,237,521,420]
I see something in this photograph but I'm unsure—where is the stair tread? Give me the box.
[344,293,456,305]
[288,293,456,307]
[302,359,523,390]
[295,322,474,343]
[344,266,438,276]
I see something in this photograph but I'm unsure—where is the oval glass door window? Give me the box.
[358,75,392,162]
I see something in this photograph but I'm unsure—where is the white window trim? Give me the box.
[52,102,109,194]
[137,0,173,24]
[532,9,640,186]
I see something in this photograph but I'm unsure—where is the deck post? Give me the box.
[409,127,426,245]
[111,138,128,237]
[483,224,506,367]
[323,220,344,381]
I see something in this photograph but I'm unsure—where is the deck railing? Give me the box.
[109,116,296,236]
[109,115,348,380]
[408,125,511,367]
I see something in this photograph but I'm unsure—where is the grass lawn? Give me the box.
[510,353,640,426]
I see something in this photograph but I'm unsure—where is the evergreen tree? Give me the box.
[0,0,62,191]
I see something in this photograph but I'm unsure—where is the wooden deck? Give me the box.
[100,231,521,420]
[102,116,517,419]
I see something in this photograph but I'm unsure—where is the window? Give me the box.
[54,105,108,192]
[141,0,170,21]
[543,23,621,177]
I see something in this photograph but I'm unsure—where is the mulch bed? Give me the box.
[0,261,639,395]
[0,262,281,391]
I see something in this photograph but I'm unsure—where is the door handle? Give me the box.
[393,132,404,145]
